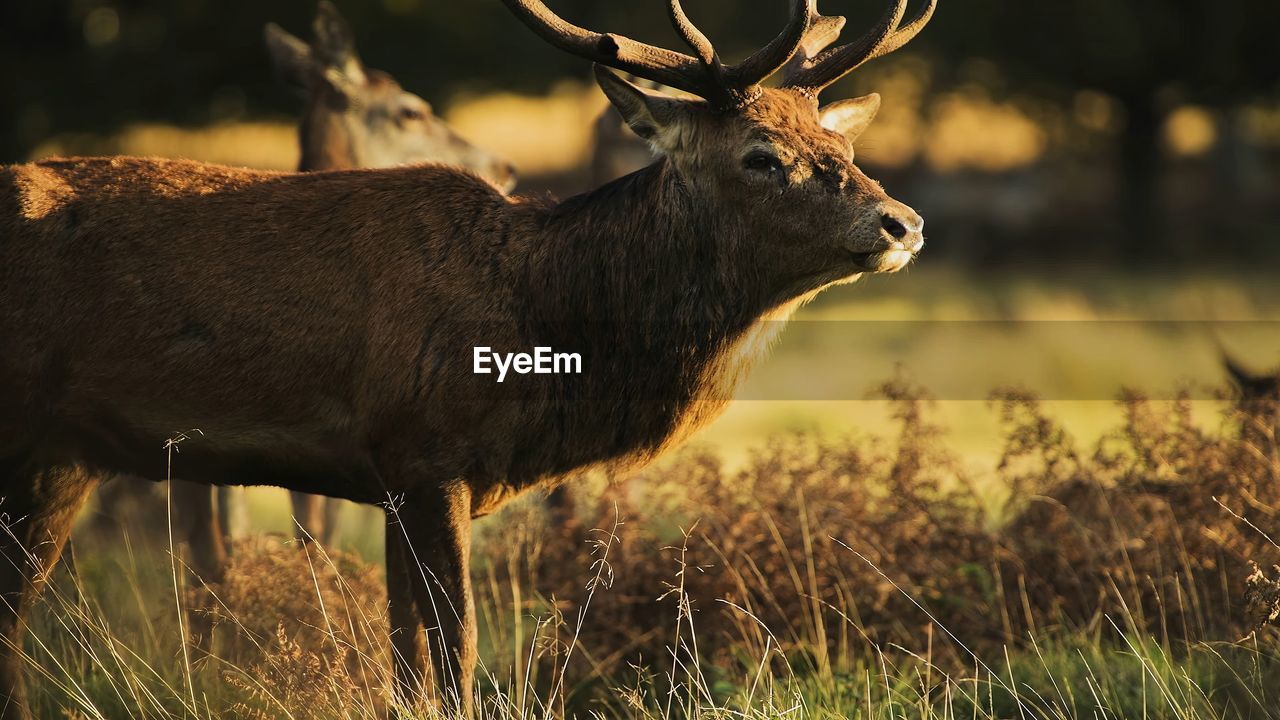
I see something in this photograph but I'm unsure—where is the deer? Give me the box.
[267,1,517,188]
[166,1,522,585]
[1224,353,1280,458]
[0,0,933,715]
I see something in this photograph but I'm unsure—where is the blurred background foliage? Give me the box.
[2,0,1279,265]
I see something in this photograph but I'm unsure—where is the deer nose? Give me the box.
[879,202,924,253]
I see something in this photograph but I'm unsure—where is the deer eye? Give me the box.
[743,151,783,176]
[398,106,426,122]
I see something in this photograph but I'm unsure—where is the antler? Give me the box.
[725,0,818,90]
[780,6,847,84]
[783,0,936,97]
[501,0,814,110]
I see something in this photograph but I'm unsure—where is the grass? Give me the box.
[24,365,1280,718]
[693,265,1280,469]
[35,529,1280,719]
[23,254,1278,718]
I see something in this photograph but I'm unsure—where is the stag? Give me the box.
[0,0,933,715]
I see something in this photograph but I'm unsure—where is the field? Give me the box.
[12,265,1277,719]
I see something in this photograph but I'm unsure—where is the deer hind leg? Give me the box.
[322,498,343,547]
[388,482,475,719]
[545,484,579,534]
[289,491,328,544]
[385,516,426,715]
[0,460,98,720]
[216,485,247,546]
[169,480,227,584]
[168,480,229,654]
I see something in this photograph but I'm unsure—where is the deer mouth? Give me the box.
[849,244,917,273]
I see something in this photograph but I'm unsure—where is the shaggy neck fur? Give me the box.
[513,160,805,476]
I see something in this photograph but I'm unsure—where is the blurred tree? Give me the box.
[926,0,1280,262]
[0,0,813,162]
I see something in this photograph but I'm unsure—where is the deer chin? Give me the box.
[849,248,916,273]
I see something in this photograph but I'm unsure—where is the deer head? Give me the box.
[1225,353,1280,437]
[265,1,517,191]
[1226,354,1280,400]
[505,0,932,286]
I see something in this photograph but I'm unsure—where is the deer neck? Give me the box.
[297,102,359,172]
[527,159,787,333]
[516,160,807,467]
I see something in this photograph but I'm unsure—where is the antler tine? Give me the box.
[665,0,736,105]
[667,0,719,68]
[784,0,936,96]
[500,0,719,101]
[780,6,847,86]
[785,0,905,93]
[502,0,832,110]
[726,0,814,90]
[864,0,937,61]
[801,14,848,58]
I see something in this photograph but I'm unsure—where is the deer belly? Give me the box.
[27,377,373,497]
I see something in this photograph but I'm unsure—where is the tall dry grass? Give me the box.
[19,373,1280,718]
[478,378,1280,682]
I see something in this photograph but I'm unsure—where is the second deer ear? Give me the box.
[264,23,314,90]
[311,1,367,90]
[594,65,690,153]
[1224,353,1259,389]
[819,93,882,143]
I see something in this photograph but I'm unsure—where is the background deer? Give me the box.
[0,0,932,716]
[167,1,521,587]
[1224,353,1280,458]
[589,75,660,186]
[267,2,517,188]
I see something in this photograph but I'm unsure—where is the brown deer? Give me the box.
[169,1,522,581]
[589,76,661,186]
[0,0,933,715]
[266,1,517,188]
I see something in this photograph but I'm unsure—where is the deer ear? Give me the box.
[1224,353,1257,389]
[594,65,689,152]
[264,23,314,90]
[311,1,366,90]
[819,93,881,143]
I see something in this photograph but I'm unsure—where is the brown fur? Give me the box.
[273,1,521,541]
[160,4,522,575]
[0,78,922,717]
